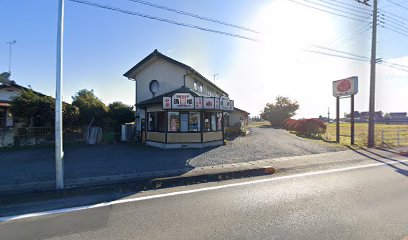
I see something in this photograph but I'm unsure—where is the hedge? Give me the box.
[283,118,327,137]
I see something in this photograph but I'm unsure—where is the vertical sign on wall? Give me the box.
[163,97,171,109]
[215,98,220,109]
[195,97,203,109]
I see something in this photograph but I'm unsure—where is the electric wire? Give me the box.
[287,0,370,22]
[314,0,372,15]
[67,0,259,42]
[125,0,260,34]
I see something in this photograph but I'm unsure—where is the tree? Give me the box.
[10,90,54,127]
[72,89,108,126]
[9,89,80,127]
[106,101,135,132]
[260,96,299,127]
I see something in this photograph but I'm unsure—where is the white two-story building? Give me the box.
[124,49,248,148]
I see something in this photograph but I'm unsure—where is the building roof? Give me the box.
[0,82,46,97]
[0,102,11,107]
[233,107,250,115]
[390,112,407,115]
[123,49,228,96]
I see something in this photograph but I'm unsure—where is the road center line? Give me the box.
[1,158,408,223]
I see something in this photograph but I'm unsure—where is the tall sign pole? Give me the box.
[368,0,378,148]
[55,0,65,189]
[336,97,340,143]
[333,77,359,145]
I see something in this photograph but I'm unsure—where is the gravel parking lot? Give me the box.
[187,127,345,167]
[0,127,345,186]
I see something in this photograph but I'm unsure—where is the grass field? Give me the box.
[324,122,408,147]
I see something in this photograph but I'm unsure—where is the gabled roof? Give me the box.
[123,49,228,96]
[0,82,46,97]
[137,86,202,107]
[233,107,250,115]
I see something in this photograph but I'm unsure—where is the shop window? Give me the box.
[217,113,222,131]
[189,112,201,132]
[211,113,216,131]
[147,112,165,132]
[168,112,180,132]
[180,113,189,132]
[204,112,221,131]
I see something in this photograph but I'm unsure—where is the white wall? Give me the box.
[135,58,187,103]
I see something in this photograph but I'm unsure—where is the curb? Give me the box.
[0,166,276,207]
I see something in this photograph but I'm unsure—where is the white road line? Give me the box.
[1,158,408,223]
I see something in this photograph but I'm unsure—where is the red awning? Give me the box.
[0,102,11,107]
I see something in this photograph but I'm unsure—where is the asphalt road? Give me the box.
[0,127,343,187]
[2,161,408,240]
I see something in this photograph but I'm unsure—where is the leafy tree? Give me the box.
[9,89,80,127]
[10,90,54,127]
[106,101,135,132]
[260,96,299,127]
[72,89,108,126]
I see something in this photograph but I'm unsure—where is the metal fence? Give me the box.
[12,126,85,145]
[381,129,408,147]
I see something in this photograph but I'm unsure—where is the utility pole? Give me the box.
[55,0,65,189]
[327,107,330,123]
[368,0,378,148]
[6,40,17,74]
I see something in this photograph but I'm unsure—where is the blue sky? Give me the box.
[1,0,408,118]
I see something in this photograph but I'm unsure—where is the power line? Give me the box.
[303,49,370,62]
[299,0,371,19]
[125,0,260,34]
[335,23,372,48]
[380,9,408,23]
[310,44,370,59]
[330,0,372,11]
[380,15,408,32]
[287,0,370,22]
[67,0,259,42]
[385,0,408,11]
[381,24,408,38]
[325,21,362,47]
[314,0,372,15]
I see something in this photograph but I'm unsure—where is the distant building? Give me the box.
[359,111,383,120]
[225,108,250,134]
[0,74,45,128]
[390,112,407,120]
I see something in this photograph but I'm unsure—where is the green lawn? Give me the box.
[324,122,408,147]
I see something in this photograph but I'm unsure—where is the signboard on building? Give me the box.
[163,97,171,109]
[194,97,203,109]
[220,96,231,111]
[333,76,358,97]
[172,93,194,109]
[163,93,234,111]
[203,97,215,109]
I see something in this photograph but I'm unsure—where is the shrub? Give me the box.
[297,119,327,137]
[283,118,298,131]
[283,118,326,138]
